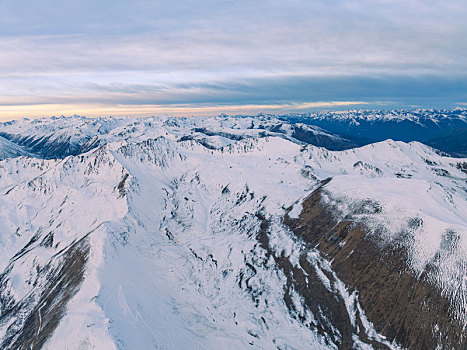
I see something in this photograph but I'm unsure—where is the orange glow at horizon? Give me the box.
[0,101,369,121]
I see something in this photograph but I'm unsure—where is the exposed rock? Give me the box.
[0,236,90,349]
[285,180,467,350]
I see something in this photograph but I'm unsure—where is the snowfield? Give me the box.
[0,115,465,349]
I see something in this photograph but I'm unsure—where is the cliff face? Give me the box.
[285,179,466,350]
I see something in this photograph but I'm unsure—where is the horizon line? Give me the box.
[1,101,466,122]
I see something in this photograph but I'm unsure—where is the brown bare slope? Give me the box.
[285,179,466,350]
[0,236,90,349]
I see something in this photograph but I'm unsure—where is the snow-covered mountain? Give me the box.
[0,115,465,349]
[282,108,467,156]
[0,135,32,159]
[0,114,355,160]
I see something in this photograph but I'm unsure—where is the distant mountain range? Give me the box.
[281,108,467,156]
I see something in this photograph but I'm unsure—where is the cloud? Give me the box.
[0,0,466,118]
[2,73,466,106]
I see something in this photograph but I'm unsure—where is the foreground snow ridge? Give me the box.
[0,115,465,350]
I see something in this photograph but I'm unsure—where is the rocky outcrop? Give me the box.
[255,213,392,349]
[0,234,91,349]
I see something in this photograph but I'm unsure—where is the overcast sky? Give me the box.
[0,0,466,119]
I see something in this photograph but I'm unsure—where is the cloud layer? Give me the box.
[1,0,466,119]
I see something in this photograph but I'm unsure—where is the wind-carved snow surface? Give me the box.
[301,140,467,322]
[0,115,465,349]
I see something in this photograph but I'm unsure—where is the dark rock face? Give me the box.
[0,133,101,159]
[254,212,392,349]
[0,236,90,349]
[192,128,245,141]
[290,125,356,151]
[285,180,466,350]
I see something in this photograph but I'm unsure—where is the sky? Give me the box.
[0,0,466,120]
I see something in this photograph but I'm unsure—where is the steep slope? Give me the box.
[285,141,467,349]
[0,135,32,159]
[425,127,467,157]
[0,116,465,349]
[0,148,128,348]
[282,109,467,156]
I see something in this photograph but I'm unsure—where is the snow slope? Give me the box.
[0,136,32,159]
[0,115,465,349]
